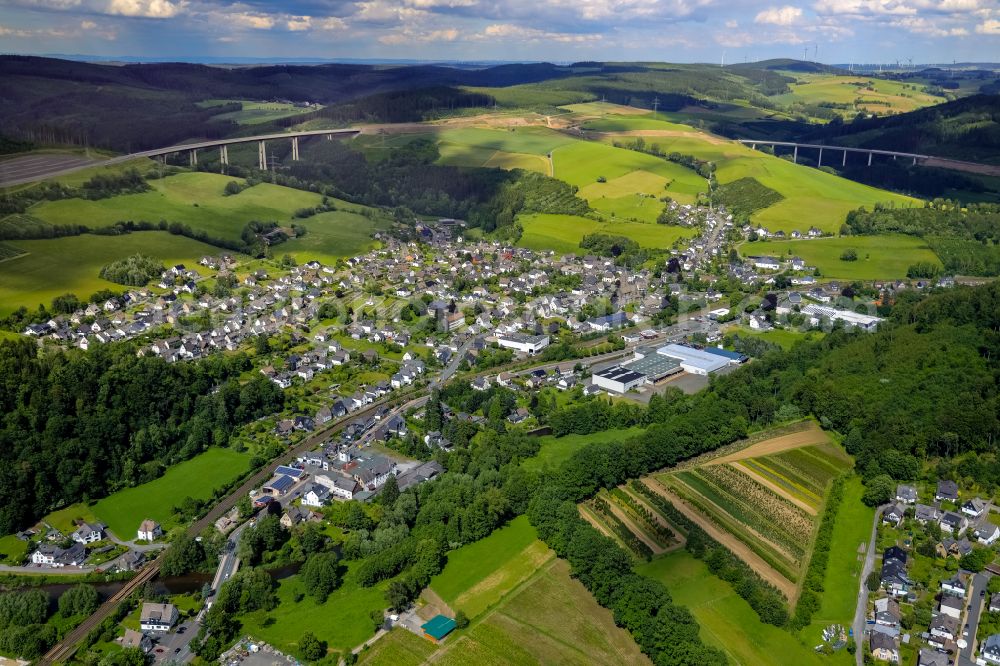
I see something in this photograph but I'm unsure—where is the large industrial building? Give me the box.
[496,332,550,355]
[656,343,729,375]
[592,365,648,394]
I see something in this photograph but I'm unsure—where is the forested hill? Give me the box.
[0,339,284,534]
[801,94,1000,163]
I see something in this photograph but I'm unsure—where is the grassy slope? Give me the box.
[727,327,826,350]
[611,134,918,233]
[772,74,943,116]
[522,427,647,473]
[30,173,322,242]
[241,561,390,655]
[746,234,941,280]
[518,213,695,255]
[429,515,553,618]
[639,551,839,666]
[90,447,251,538]
[0,231,219,315]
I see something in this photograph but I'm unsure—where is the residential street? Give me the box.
[853,505,885,666]
[959,572,991,666]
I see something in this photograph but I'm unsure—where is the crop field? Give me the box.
[746,234,942,280]
[772,74,944,117]
[551,140,705,205]
[241,560,390,656]
[609,133,918,233]
[0,231,221,315]
[581,488,679,561]
[436,141,549,174]
[357,629,435,666]
[517,213,696,255]
[199,99,319,125]
[429,515,553,619]
[644,426,851,594]
[421,558,651,666]
[434,127,577,156]
[89,447,252,538]
[29,172,324,242]
[639,551,836,666]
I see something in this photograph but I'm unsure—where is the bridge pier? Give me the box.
[868,151,873,167]
[291,136,300,161]
[258,140,267,170]
[793,146,798,164]
[751,143,756,150]
[912,157,917,166]
[189,149,197,167]
[818,147,823,167]
[219,145,229,169]
[842,149,847,167]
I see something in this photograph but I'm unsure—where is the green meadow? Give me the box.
[522,426,647,473]
[241,561,390,656]
[580,114,697,132]
[772,74,943,117]
[199,99,319,125]
[0,231,220,315]
[797,476,874,648]
[518,213,695,255]
[746,234,941,280]
[638,551,840,666]
[434,127,576,155]
[728,326,826,351]
[429,515,553,618]
[90,447,252,538]
[30,172,323,243]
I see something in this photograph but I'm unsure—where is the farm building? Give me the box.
[656,344,729,375]
[592,366,647,394]
[497,332,550,355]
[421,614,457,643]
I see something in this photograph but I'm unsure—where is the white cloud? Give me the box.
[755,5,803,25]
[892,16,969,35]
[976,18,1000,33]
[379,26,459,43]
[478,22,603,42]
[80,19,96,28]
[228,11,274,29]
[813,0,916,16]
[106,0,184,18]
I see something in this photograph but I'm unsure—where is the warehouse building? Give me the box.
[657,343,729,375]
[623,353,682,382]
[496,332,550,355]
[702,347,748,365]
[801,304,882,332]
[592,365,648,394]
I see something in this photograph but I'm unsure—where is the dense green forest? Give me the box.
[844,201,1000,275]
[0,339,284,534]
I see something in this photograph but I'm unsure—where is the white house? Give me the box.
[301,484,331,507]
[939,594,963,619]
[71,522,105,544]
[983,634,1000,665]
[140,603,178,633]
[496,332,549,355]
[137,519,162,542]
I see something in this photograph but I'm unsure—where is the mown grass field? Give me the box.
[434,127,576,156]
[426,558,651,666]
[241,561,390,656]
[522,426,646,472]
[608,134,918,233]
[88,447,252,538]
[639,551,837,666]
[436,141,549,174]
[552,140,705,205]
[517,213,695,255]
[429,515,553,618]
[0,231,220,315]
[728,326,826,350]
[580,114,697,132]
[357,629,434,666]
[746,234,941,280]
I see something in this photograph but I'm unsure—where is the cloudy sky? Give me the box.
[0,0,997,63]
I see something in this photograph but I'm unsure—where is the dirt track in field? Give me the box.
[706,421,829,465]
[641,478,797,601]
[731,461,818,516]
[604,500,667,555]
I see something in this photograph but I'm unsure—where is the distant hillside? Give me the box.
[727,59,849,75]
[801,94,1000,164]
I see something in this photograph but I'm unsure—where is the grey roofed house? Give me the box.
[991,593,1000,613]
[930,613,958,637]
[870,632,898,653]
[396,460,445,492]
[896,484,918,503]
[915,504,940,523]
[983,633,1000,662]
[918,648,949,666]
[937,479,959,501]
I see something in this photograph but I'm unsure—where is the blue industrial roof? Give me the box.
[702,347,748,362]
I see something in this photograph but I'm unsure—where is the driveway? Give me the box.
[853,505,885,666]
